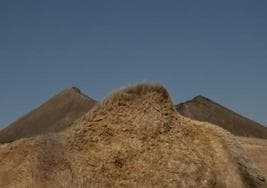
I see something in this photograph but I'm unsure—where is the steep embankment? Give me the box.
[0,87,96,143]
[176,96,267,138]
[0,83,265,187]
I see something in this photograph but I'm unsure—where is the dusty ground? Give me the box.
[237,136,267,179]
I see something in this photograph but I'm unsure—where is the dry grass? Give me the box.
[237,136,267,179]
[0,83,266,187]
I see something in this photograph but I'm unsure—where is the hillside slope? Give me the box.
[0,83,265,187]
[0,87,96,143]
[176,96,267,139]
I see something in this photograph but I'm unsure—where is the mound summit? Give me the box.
[176,95,267,139]
[0,87,96,143]
[0,83,266,187]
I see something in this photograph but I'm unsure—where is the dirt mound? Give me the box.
[0,83,265,187]
[176,95,267,139]
[0,87,96,143]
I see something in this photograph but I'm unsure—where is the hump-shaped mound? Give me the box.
[0,87,96,143]
[176,95,267,139]
[0,83,265,187]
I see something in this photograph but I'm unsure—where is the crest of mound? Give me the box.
[68,83,175,143]
[0,86,97,143]
[176,95,267,138]
[0,83,266,187]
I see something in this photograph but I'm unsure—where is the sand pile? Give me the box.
[0,83,265,187]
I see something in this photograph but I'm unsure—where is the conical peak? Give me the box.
[193,95,207,101]
[192,95,213,103]
[64,86,82,94]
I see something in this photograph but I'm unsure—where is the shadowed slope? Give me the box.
[0,87,96,143]
[176,96,267,139]
[0,83,265,187]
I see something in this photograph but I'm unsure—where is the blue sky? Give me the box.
[0,0,267,128]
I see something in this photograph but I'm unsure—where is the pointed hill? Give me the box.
[0,87,97,143]
[0,83,265,187]
[176,95,267,139]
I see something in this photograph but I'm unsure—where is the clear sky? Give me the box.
[0,0,267,128]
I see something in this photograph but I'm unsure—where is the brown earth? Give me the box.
[0,83,265,187]
[237,136,267,179]
[176,95,267,139]
[0,87,96,143]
